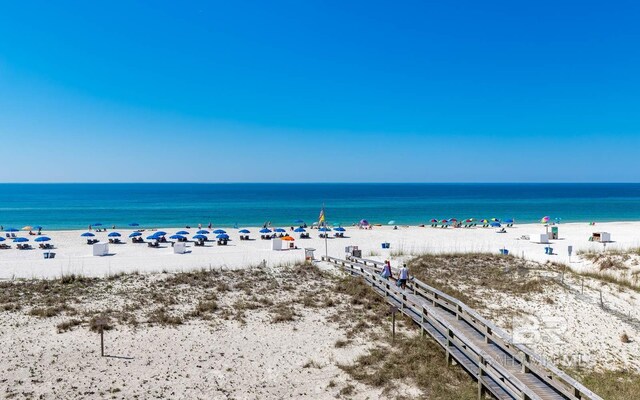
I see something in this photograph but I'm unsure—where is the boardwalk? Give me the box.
[323,256,602,400]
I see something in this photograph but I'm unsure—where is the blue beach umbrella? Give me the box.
[334,227,346,232]
[5,228,19,232]
[504,218,514,224]
[176,230,190,235]
[0,237,4,242]
[108,232,121,237]
[34,236,51,242]
[490,222,501,228]
[193,234,207,240]
[294,227,306,232]
[274,228,286,233]
[129,232,142,238]
[213,229,226,234]
[146,235,161,240]
[128,223,140,227]
[81,232,95,237]
[169,234,185,240]
[239,229,250,234]
[154,231,167,236]
[13,237,29,243]
[196,230,209,235]
[260,228,272,234]
[216,234,230,239]
[319,227,332,232]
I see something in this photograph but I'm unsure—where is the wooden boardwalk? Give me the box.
[322,256,603,400]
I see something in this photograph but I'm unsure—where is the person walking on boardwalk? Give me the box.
[380,260,393,280]
[397,263,409,289]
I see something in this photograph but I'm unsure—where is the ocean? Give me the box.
[1,183,640,230]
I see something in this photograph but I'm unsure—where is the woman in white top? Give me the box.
[396,264,409,289]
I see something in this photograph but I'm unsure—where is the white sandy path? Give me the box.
[1,222,640,279]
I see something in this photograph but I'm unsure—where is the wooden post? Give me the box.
[390,305,398,343]
[581,278,584,294]
[100,327,104,357]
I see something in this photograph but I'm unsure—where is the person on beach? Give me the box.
[397,263,409,289]
[198,223,202,230]
[208,222,212,229]
[88,224,92,231]
[380,260,393,280]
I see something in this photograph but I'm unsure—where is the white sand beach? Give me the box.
[1,222,639,280]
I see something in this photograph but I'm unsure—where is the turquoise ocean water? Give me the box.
[1,183,639,230]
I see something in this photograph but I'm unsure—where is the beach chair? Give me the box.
[0,244,10,249]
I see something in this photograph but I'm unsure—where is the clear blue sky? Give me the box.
[1,1,639,182]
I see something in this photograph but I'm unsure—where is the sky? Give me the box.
[1,0,639,183]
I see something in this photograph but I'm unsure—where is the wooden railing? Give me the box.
[323,255,602,400]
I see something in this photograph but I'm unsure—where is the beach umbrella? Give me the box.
[108,232,121,237]
[504,218,514,224]
[319,227,332,232]
[359,219,369,226]
[169,234,185,240]
[388,220,396,225]
[334,227,346,232]
[216,234,230,239]
[146,235,160,240]
[260,228,272,233]
[430,219,438,223]
[22,226,33,231]
[0,237,4,242]
[465,219,474,223]
[176,230,190,235]
[81,232,95,237]
[294,227,306,232]
[282,236,295,241]
[129,232,142,238]
[128,223,140,227]
[13,237,29,242]
[541,216,550,224]
[490,222,501,228]
[196,230,209,235]
[239,229,250,234]
[5,228,19,232]
[34,225,43,231]
[213,229,226,234]
[274,228,286,233]
[491,218,500,222]
[480,219,489,224]
[35,236,51,242]
[193,234,207,240]
[440,219,448,224]
[449,218,458,222]
[154,231,167,236]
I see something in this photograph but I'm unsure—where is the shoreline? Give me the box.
[1,221,639,280]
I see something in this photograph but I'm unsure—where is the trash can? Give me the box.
[381,242,390,249]
[545,247,553,255]
[500,248,509,255]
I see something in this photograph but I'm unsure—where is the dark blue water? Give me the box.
[0,183,639,229]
